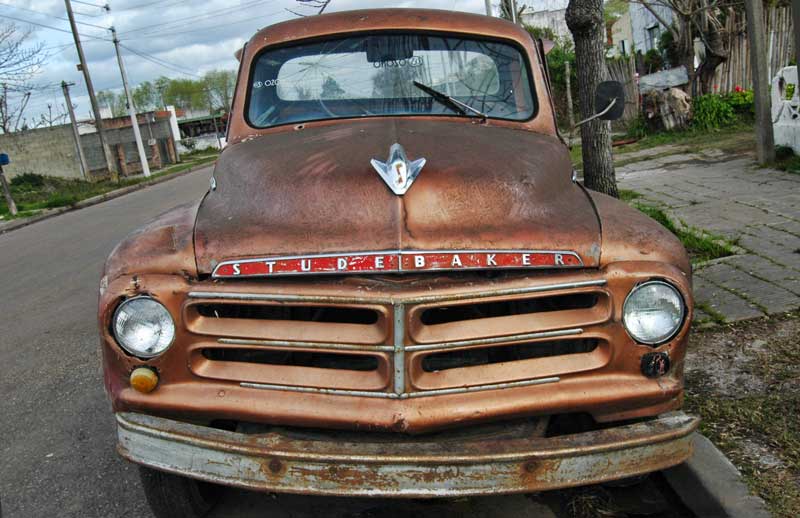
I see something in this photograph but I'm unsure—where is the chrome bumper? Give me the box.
[116,411,699,497]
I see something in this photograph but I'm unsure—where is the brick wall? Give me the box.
[0,126,83,180]
[81,118,176,177]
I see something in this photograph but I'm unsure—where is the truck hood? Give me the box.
[194,119,601,274]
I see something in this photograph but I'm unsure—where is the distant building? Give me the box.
[520,0,572,42]
[608,11,633,58]
[629,1,673,53]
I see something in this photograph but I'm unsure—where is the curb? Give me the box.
[0,160,213,236]
[663,433,772,518]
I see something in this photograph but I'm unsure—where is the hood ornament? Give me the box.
[370,143,426,196]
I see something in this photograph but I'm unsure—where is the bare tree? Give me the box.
[0,23,46,133]
[499,0,526,22]
[35,103,69,128]
[636,0,729,95]
[566,0,618,197]
[288,0,332,17]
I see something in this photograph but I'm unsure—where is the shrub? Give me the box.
[692,94,736,131]
[723,88,755,118]
[643,49,664,73]
[10,172,46,189]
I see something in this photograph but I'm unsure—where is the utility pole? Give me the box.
[206,89,223,150]
[565,61,575,128]
[112,27,151,177]
[745,0,775,164]
[793,0,800,82]
[64,0,117,178]
[485,0,492,16]
[511,0,518,24]
[62,81,89,179]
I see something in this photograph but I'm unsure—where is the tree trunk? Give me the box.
[745,0,775,164]
[566,0,619,198]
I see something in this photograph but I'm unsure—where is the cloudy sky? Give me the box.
[1,0,491,122]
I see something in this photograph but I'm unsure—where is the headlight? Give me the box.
[113,297,175,358]
[623,281,685,345]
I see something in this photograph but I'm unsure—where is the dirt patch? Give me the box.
[685,313,800,518]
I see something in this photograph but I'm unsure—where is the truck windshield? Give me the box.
[247,33,536,128]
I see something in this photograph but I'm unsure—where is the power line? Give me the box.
[0,2,110,30]
[119,0,274,35]
[112,0,191,12]
[121,8,284,40]
[119,43,201,77]
[72,0,108,8]
[0,13,111,41]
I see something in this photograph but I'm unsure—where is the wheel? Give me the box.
[139,465,221,518]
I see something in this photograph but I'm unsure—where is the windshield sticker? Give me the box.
[253,79,280,88]
[373,56,424,69]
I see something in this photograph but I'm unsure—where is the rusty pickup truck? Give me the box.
[99,9,698,517]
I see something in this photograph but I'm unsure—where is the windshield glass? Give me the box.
[247,33,536,128]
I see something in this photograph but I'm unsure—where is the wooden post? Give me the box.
[0,164,18,217]
[745,0,776,164]
[565,60,576,128]
[793,0,800,77]
[62,81,89,180]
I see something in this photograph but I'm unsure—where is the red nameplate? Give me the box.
[213,250,582,278]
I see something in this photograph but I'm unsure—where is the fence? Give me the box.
[607,56,640,123]
[711,5,794,94]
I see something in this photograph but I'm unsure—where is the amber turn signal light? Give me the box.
[130,367,159,393]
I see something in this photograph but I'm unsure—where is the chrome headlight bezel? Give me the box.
[112,296,176,359]
[622,280,687,346]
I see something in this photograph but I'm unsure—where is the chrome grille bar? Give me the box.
[187,279,607,305]
[240,376,561,399]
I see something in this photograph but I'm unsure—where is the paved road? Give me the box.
[0,167,564,518]
[0,169,213,517]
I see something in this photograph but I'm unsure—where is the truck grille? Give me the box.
[185,278,611,399]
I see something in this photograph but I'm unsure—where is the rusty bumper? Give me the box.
[117,411,699,497]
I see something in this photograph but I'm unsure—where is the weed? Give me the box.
[633,203,734,262]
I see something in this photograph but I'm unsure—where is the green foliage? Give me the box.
[97,70,238,116]
[132,81,160,112]
[524,25,556,41]
[657,28,681,68]
[529,27,578,128]
[773,145,800,174]
[643,49,664,73]
[724,88,755,118]
[691,94,736,131]
[0,153,219,218]
[786,83,796,99]
[9,172,45,189]
[634,203,734,263]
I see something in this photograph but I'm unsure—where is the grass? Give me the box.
[570,124,756,169]
[772,145,800,174]
[0,152,218,220]
[633,202,735,263]
[694,301,727,325]
[684,314,800,518]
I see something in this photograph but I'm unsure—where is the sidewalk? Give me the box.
[617,146,800,323]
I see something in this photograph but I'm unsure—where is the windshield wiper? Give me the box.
[412,81,488,121]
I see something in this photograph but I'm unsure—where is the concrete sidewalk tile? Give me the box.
[692,275,763,322]
[726,254,800,284]
[739,225,800,251]
[698,261,799,314]
[664,434,771,518]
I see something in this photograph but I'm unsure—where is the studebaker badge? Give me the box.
[212,250,583,278]
[370,143,426,195]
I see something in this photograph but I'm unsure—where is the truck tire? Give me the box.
[139,466,221,518]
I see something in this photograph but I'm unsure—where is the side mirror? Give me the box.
[594,81,625,121]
